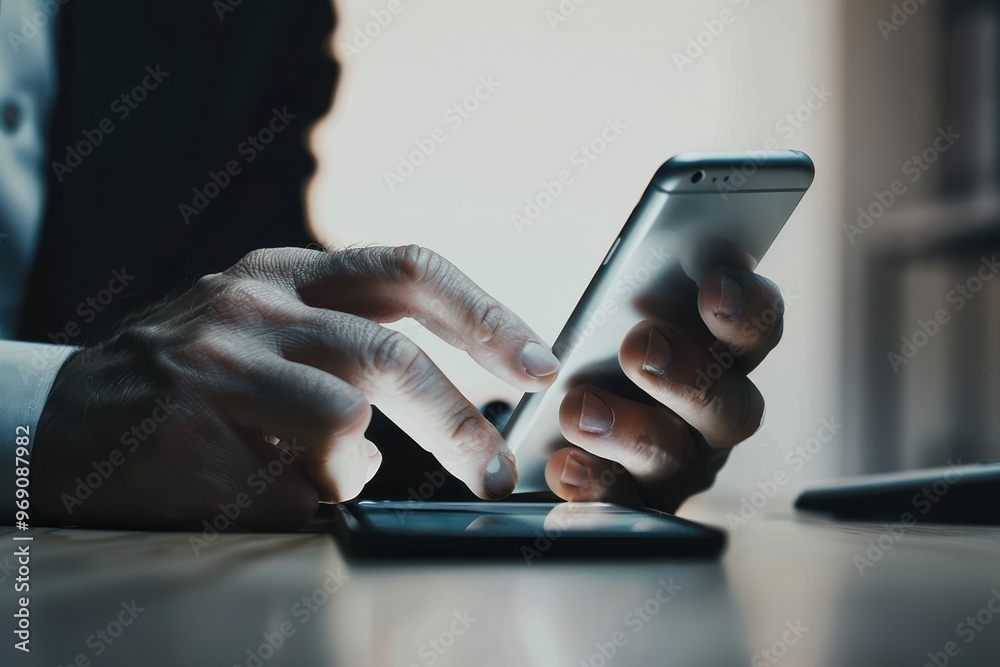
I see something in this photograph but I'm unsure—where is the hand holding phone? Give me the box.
[503,151,814,512]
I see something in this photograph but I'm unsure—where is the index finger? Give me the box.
[229,246,560,392]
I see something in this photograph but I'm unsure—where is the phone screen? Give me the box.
[351,501,708,538]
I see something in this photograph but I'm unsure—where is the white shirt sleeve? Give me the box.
[0,340,78,524]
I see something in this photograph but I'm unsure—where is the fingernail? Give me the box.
[363,439,380,459]
[484,451,517,499]
[718,271,745,318]
[560,453,591,488]
[642,329,673,375]
[520,341,560,378]
[579,390,614,434]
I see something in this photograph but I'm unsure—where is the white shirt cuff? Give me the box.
[0,341,78,524]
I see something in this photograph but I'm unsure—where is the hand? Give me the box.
[545,253,783,512]
[33,246,559,530]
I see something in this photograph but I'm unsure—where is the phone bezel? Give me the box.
[327,500,726,560]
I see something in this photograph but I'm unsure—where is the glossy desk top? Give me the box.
[4,495,1000,667]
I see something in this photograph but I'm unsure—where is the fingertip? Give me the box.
[557,384,589,429]
[698,267,746,319]
[697,268,784,357]
[560,451,592,488]
[545,448,599,502]
[483,450,518,499]
[519,341,560,380]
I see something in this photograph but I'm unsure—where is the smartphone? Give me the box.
[503,150,815,491]
[328,500,725,559]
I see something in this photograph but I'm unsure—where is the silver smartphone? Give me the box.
[504,150,815,492]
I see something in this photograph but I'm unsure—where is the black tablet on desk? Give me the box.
[796,461,1000,524]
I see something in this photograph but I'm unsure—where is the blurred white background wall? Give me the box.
[308,0,845,497]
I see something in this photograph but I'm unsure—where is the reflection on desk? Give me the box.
[4,495,1000,666]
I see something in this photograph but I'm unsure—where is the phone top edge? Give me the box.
[653,150,815,193]
[652,186,811,195]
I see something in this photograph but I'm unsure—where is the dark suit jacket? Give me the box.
[18,0,336,344]
[16,1,471,500]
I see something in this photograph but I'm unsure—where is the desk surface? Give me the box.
[4,495,1000,667]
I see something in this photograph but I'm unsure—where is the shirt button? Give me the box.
[2,103,22,134]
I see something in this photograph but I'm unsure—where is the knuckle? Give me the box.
[242,247,275,269]
[366,330,429,390]
[193,272,227,300]
[209,279,270,323]
[734,383,765,442]
[731,327,765,357]
[235,248,289,275]
[444,406,493,466]
[115,322,166,356]
[391,244,449,287]
[182,335,243,373]
[699,379,763,446]
[757,275,785,314]
[471,296,509,344]
[321,392,372,436]
[621,433,668,476]
[227,247,311,284]
[689,367,722,411]
[769,291,785,318]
